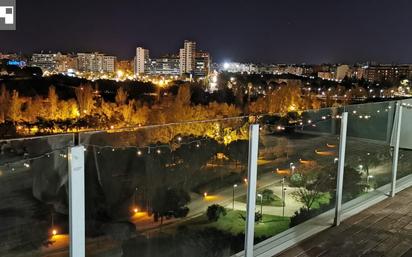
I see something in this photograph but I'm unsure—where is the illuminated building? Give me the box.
[77,52,117,73]
[134,47,150,75]
[179,40,196,75]
[221,62,258,74]
[194,51,211,78]
[30,52,61,72]
[365,65,411,82]
[149,55,180,76]
[318,71,335,80]
[335,65,350,81]
[56,54,77,73]
[117,60,133,73]
[102,55,116,73]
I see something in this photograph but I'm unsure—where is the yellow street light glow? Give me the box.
[52,229,57,236]
[133,208,139,213]
[315,149,335,156]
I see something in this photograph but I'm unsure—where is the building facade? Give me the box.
[365,65,411,82]
[76,53,117,73]
[102,55,116,73]
[31,52,60,72]
[179,40,196,75]
[194,51,211,77]
[336,65,350,81]
[77,53,102,72]
[149,55,180,76]
[134,47,150,75]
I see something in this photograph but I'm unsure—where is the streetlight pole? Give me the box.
[232,184,238,210]
[281,178,286,217]
[135,187,138,206]
[257,193,263,217]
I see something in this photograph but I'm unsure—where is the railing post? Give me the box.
[334,112,348,226]
[391,102,403,197]
[245,124,259,257]
[69,145,85,257]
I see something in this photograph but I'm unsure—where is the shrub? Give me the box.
[289,173,305,187]
[206,204,227,221]
[289,202,333,227]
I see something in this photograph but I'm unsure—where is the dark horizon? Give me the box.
[1,0,412,64]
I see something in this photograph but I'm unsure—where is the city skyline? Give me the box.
[1,0,411,63]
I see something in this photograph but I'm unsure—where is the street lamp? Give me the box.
[367,175,374,188]
[257,193,263,218]
[50,210,58,237]
[281,178,286,217]
[232,184,238,210]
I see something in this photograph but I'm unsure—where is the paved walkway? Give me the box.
[277,186,412,257]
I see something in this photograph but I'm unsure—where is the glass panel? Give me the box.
[397,102,412,181]
[254,108,340,243]
[398,148,412,180]
[80,117,250,257]
[0,135,73,256]
[343,101,394,204]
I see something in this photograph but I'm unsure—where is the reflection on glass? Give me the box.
[397,149,412,180]
[343,102,393,203]
[254,108,340,243]
[81,118,250,256]
[0,135,73,256]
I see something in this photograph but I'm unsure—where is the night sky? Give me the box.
[1,0,412,64]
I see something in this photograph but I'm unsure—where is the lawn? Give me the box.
[180,210,290,238]
[236,192,283,207]
[311,192,331,209]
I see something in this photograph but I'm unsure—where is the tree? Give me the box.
[48,85,59,120]
[175,84,191,106]
[0,84,10,122]
[75,84,95,116]
[289,173,305,187]
[292,188,323,211]
[152,188,191,224]
[115,87,128,106]
[261,189,275,202]
[206,204,227,222]
[8,90,22,122]
[316,165,365,202]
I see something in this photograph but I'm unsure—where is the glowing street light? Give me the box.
[232,184,238,210]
